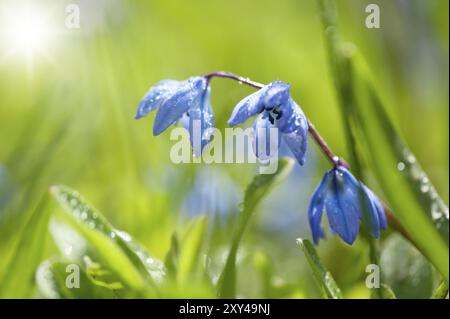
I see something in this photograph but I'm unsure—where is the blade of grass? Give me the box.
[178,216,208,284]
[317,0,449,280]
[0,194,51,298]
[217,158,294,298]
[431,280,449,299]
[296,238,342,299]
[50,185,165,290]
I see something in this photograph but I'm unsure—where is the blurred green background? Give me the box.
[0,0,448,298]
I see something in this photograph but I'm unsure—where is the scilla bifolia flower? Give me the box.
[135,76,214,156]
[308,163,387,245]
[227,81,309,165]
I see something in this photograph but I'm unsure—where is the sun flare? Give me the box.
[1,3,53,60]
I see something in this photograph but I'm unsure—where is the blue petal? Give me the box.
[228,81,290,126]
[339,167,387,238]
[281,101,308,165]
[308,170,331,244]
[363,185,387,233]
[135,80,181,119]
[185,85,215,156]
[262,81,291,107]
[325,167,360,244]
[277,98,308,134]
[252,114,281,160]
[153,77,206,136]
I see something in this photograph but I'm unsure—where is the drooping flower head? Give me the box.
[135,76,214,156]
[308,164,387,245]
[227,81,309,165]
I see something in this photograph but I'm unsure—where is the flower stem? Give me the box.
[204,70,415,246]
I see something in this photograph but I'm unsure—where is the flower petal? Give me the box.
[228,81,290,126]
[325,168,361,244]
[308,170,331,244]
[134,80,181,119]
[281,102,308,165]
[186,85,215,156]
[252,114,281,160]
[339,167,387,238]
[153,77,206,136]
[277,98,308,134]
[362,185,387,235]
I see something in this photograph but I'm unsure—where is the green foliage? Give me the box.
[217,158,294,298]
[372,284,396,299]
[36,259,121,299]
[0,195,51,298]
[50,185,164,291]
[318,0,449,281]
[380,234,434,299]
[431,280,449,299]
[297,238,343,299]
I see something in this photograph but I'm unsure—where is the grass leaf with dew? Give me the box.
[349,55,449,280]
[50,185,165,291]
[317,0,449,281]
[297,238,343,299]
[431,280,449,299]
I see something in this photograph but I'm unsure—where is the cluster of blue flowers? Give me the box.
[135,75,387,245]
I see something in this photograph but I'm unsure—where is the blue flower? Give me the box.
[308,165,387,245]
[135,76,214,156]
[227,81,309,165]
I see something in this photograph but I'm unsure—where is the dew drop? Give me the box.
[431,203,443,220]
[420,184,430,193]
[80,212,88,220]
[73,209,81,218]
[397,162,405,171]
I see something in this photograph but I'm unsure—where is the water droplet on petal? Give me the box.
[397,162,405,171]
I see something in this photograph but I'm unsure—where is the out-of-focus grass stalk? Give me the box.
[317,0,449,282]
[316,0,384,298]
